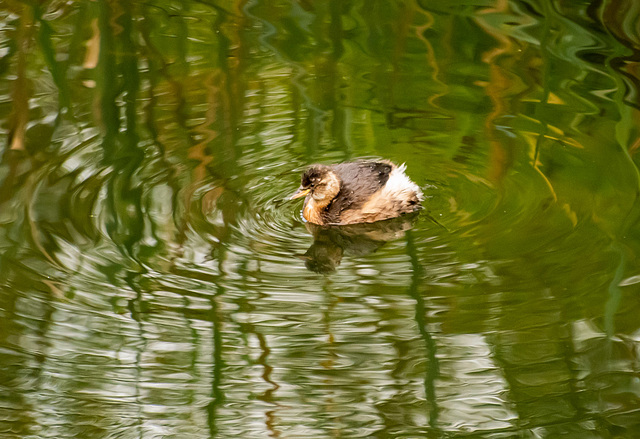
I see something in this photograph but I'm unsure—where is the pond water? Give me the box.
[1,1,640,438]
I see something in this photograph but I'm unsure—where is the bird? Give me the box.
[289,159,423,225]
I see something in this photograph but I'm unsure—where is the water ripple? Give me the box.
[1,1,640,438]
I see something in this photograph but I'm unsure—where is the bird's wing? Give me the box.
[327,161,393,213]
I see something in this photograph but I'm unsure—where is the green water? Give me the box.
[1,0,640,437]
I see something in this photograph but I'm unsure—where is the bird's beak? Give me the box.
[289,187,311,200]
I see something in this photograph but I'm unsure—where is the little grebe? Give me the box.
[290,160,423,225]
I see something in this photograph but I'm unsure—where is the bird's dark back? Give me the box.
[322,161,393,223]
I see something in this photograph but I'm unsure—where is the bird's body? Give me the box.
[290,160,423,225]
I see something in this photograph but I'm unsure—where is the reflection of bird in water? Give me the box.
[290,160,423,225]
[299,214,419,273]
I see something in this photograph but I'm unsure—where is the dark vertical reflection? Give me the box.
[127,273,147,439]
[215,2,248,164]
[598,0,640,112]
[33,2,71,112]
[320,283,341,438]
[96,0,118,162]
[596,0,640,261]
[491,301,576,430]
[0,276,33,438]
[98,0,144,259]
[257,331,281,438]
[7,3,32,154]
[120,1,144,256]
[207,286,225,438]
[604,242,626,337]
[405,231,440,431]
[1,21,29,209]
[327,0,347,156]
[139,3,194,256]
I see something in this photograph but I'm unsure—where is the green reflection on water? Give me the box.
[1,0,640,437]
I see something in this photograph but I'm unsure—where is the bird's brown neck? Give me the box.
[303,198,327,225]
[302,171,341,225]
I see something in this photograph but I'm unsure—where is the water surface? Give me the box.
[1,0,640,437]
